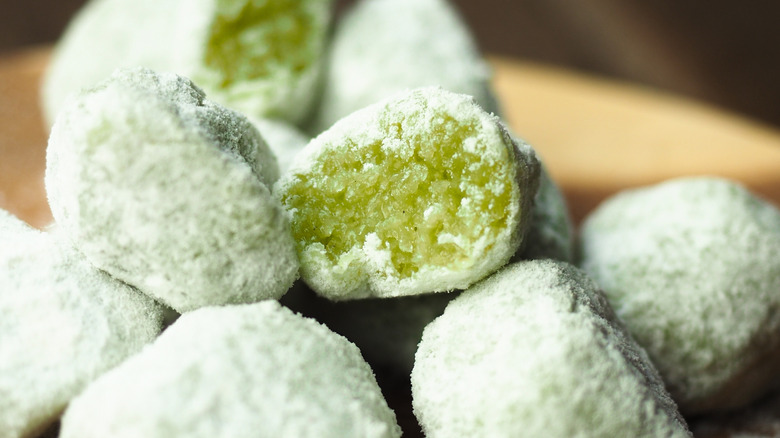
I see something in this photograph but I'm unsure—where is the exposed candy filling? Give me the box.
[282,115,518,279]
[204,0,314,88]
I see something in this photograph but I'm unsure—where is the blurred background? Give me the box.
[1,0,779,128]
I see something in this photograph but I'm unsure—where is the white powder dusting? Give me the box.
[43,0,334,126]
[46,68,299,312]
[580,177,780,414]
[59,301,401,438]
[411,259,691,437]
[0,209,165,438]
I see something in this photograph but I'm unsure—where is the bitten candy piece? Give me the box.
[0,209,165,438]
[579,177,780,414]
[309,0,499,134]
[411,260,691,438]
[46,68,299,312]
[276,87,540,300]
[59,301,402,438]
[43,0,333,125]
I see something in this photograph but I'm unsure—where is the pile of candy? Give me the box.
[3,0,780,437]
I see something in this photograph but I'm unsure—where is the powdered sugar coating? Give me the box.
[411,260,690,437]
[0,209,164,438]
[46,68,299,312]
[43,0,333,125]
[579,177,780,414]
[60,301,401,438]
[308,0,499,134]
[276,87,540,300]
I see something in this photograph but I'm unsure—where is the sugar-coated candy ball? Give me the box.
[0,209,165,438]
[276,87,540,300]
[580,177,780,414]
[43,0,334,125]
[412,260,691,437]
[46,67,299,312]
[59,301,402,438]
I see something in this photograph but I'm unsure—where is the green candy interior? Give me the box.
[282,115,518,280]
[204,0,316,88]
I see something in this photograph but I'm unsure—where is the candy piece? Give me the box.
[579,177,780,414]
[411,260,691,437]
[43,0,333,125]
[59,301,402,438]
[0,209,164,438]
[276,87,540,300]
[513,155,574,262]
[308,0,499,134]
[46,68,299,312]
[248,116,310,174]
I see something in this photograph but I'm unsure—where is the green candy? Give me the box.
[46,68,298,312]
[60,302,401,438]
[44,0,333,126]
[580,177,780,414]
[412,260,691,437]
[276,87,540,300]
[0,209,164,438]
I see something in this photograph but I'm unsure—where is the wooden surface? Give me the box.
[0,47,51,229]
[491,57,780,223]
[3,47,780,229]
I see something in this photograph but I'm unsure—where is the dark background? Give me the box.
[2,0,779,129]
